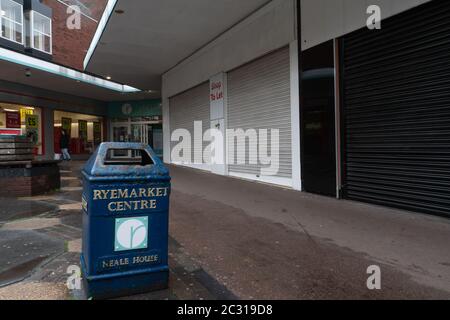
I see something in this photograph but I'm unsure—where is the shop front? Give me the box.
[0,102,44,156]
[54,110,104,158]
[109,100,163,158]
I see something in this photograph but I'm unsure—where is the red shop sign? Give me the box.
[0,129,21,135]
[6,112,21,129]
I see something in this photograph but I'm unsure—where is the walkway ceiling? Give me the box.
[84,0,270,91]
[0,58,159,102]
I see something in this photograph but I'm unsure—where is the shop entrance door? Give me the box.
[111,121,161,158]
[131,123,151,158]
[301,40,337,197]
[112,123,130,158]
[131,123,150,145]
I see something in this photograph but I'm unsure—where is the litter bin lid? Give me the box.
[82,142,170,182]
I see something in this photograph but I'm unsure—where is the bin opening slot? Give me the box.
[104,149,154,166]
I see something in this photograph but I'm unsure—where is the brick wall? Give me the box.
[41,0,108,70]
[0,164,61,197]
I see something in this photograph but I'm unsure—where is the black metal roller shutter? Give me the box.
[341,0,450,217]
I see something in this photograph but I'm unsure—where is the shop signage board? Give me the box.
[25,115,40,145]
[20,108,34,120]
[108,100,162,119]
[209,73,227,175]
[93,122,102,146]
[210,73,225,120]
[0,129,21,135]
[26,115,39,129]
[6,112,21,129]
[79,120,88,141]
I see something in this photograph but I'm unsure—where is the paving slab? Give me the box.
[37,225,81,241]
[59,210,82,229]
[0,199,57,223]
[2,218,60,231]
[58,190,83,203]
[168,165,450,299]
[0,281,67,300]
[0,230,64,287]
[1,160,449,300]
[67,239,81,253]
[169,189,450,300]
[61,187,83,192]
[59,203,82,211]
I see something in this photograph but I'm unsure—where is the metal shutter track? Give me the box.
[228,47,292,178]
[169,83,210,167]
[342,1,450,217]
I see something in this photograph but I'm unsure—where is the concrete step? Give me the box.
[61,178,82,189]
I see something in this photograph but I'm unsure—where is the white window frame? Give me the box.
[30,10,52,54]
[0,0,24,45]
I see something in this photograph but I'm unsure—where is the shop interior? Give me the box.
[54,110,104,157]
[111,117,163,158]
[0,102,43,155]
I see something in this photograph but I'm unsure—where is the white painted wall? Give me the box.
[162,0,297,100]
[162,0,298,177]
[210,73,227,176]
[161,0,435,189]
[301,0,432,50]
[162,97,170,163]
[289,41,301,191]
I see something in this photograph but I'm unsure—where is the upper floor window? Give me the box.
[0,0,23,44]
[30,10,51,54]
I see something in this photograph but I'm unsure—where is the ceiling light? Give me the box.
[0,47,140,93]
[106,76,112,80]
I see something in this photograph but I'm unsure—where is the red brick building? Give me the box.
[0,0,159,166]
[41,0,108,70]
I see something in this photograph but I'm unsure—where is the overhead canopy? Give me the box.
[0,47,158,101]
[84,0,270,91]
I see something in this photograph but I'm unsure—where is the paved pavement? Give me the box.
[169,165,450,299]
[0,161,449,300]
[0,161,236,300]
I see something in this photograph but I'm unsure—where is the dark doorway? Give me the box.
[301,40,337,197]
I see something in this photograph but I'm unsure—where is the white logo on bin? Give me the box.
[115,217,148,252]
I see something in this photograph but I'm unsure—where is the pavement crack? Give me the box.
[284,211,320,249]
[0,256,50,288]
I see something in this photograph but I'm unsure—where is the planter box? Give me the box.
[0,161,61,197]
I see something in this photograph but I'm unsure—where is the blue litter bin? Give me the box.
[81,142,171,299]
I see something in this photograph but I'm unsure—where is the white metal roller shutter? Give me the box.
[169,82,210,168]
[228,47,292,179]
